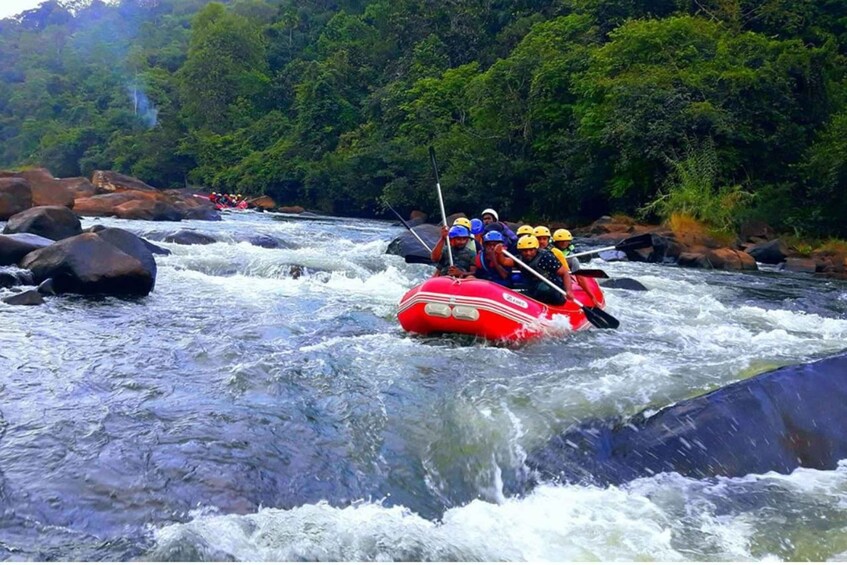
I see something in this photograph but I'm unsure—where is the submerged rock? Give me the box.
[527,353,847,486]
[599,278,648,291]
[385,223,440,264]
[3,289,44,306]
[163,230,217,245]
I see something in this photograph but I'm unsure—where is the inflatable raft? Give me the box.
[397,276,606,341]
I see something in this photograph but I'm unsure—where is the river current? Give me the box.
[1,211,846,561]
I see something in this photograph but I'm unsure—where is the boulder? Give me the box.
[278,205,304,214]
[182,208,222,221]
[0,233,55,265]
[248,234,283,249]
[58,177,97,199]
[599,278,648,291]
[88,227,157,287]
[677,252,712,269]
[248,196,276,210]
[747,239,790,265]
[1,168,75,208]
[20,233,155,296]
[0,177,33,220]
[386,223,441,264]
[114,200,183,222]
[91,170,157,193]
[705,248,758,271]
[527,353,847,486]
[163,230,216,245]
[73,191,164,217]
[3,206,82,241]
[783,257,817,273]
[2,289,44,306]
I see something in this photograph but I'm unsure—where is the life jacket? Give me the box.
[523,249,561,292]
[474,252,511,286]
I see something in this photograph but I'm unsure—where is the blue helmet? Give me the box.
[483,230,504,243]
[448,225,470,238]
[470,218,484,235]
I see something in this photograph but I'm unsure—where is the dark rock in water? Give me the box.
[0,233,55,266]
[248,234,284,249]
[0,266,34,288]
[3,205,82,241]
[182,208,222,221]
[527,353,847,487]
[163,230,216,245]
[747,239,789,265]
[289,265,302,279]
[20,233,155,296]
[598,250,627,262]
[600,278,648,291]
[386,223,440,264]
[0,271,16,288]
[90,227,157,288]
[2,289,44,306]
[37,277,56,295]
[143,239,171,256]
[677,252,712,269]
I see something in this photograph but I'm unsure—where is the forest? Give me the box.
[0,0,845,236]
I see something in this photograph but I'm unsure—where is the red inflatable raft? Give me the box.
[397,276,606,341]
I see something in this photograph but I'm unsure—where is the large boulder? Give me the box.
[527,353,847,486]
[86,226,158,287]
[0,177,32,220]
[705,248,758,271]
[1,168,75,208]
[0,233,54,265]
[58,177,98,199]
[386,223,441,264]
[746,239,790,264]
[73,191,164,217]
[20,233,155,296]
[114,200,183,222]
[3,206,82,241]
[163,230,216,245]
[91,170,157,193]
[248,195,276,210]
[169,193,221,221]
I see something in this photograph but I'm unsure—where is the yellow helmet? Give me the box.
[517,235,539,250]
[553,229,573,242]
[516,225,534,236]
[453,217,472,230]
[533,226,551,238]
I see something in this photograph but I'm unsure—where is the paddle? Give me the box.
[429,146,452,267]
[385,202,433,254]
[503,249,620,330]
[570,233,654,259]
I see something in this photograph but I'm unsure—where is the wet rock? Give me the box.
[600,278,648,291]
[248,196,276,210]
[597,250,627,262]
[2,289,44,306]
[527,353,847,486]
[677,252,712,269]
[182,208,222,221]
[3,206,82,241]
[783,257,817,273]
[386,223,441,264]
[142,239,171,256]
[37,278,56,295]
[91,170,158,193]
[90,227,158,287]
[747,239,790,265]
[0,233,55,266]
[0,177,33,220]
[163,230,216,245]
[1,168,75,208]
[114,200,183,222]
[290,265,302,279]
[248,234,282,249]
[705,248,758,271]
[20,233,155,296]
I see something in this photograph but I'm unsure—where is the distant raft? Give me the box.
[397,276,606,342]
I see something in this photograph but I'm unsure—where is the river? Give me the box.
[1,211,846,560]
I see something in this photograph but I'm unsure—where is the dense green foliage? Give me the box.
[1,0,845,234]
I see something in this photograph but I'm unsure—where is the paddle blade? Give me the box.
[614,233,655,252]
[581,305,620,329]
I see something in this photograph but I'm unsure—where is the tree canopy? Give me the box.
[0,0,845,235]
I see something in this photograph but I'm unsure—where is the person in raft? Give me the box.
[480,208,518,245]
[552,229,581,272]
[431,224,476,278]
[452,217,477,253]
[515,235,575,305]
[470,230,514,286]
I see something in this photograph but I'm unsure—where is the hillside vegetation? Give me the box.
[1,0,846,235]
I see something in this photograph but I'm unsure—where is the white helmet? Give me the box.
[481,208,499,221]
